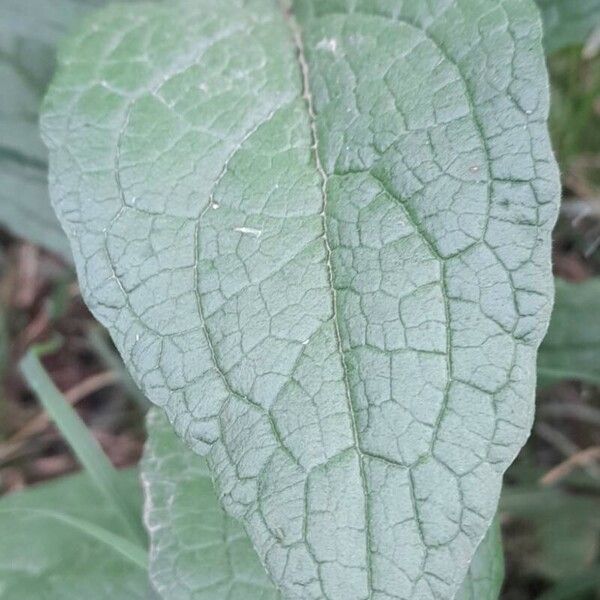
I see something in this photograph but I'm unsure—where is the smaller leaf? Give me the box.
[538,278,600,387]
[0,470,151,599]
[142,409,280,600]
[455,519,504,600]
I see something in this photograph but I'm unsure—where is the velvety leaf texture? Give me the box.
[144,408,503,600]
[42,1,559,598]
[0,470,149,599]
[538,278,600,387]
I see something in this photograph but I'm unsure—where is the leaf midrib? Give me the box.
[283,6,379,595]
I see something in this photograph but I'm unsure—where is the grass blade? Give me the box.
[19,345,146,545]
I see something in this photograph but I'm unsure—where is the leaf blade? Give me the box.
[0,507,147,570]
[0,470,150,599]
[455,519,504,600]
[42,1,559,597]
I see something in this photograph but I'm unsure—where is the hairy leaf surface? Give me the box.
[144,408,503,600]
[42,0,559,598]
[0,469,151,598]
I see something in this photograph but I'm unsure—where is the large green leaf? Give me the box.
[41,1,559,598]
[144,409,503,600]
[538,278,600,387]
[535,0,600,54]
[0,469,151,599]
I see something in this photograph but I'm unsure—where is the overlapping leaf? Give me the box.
[42,0,559,597]
[143,409,281,600]
[455,520,504,600]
